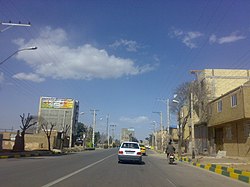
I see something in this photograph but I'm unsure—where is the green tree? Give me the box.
[76,122,87,138]
[95,131,101,145]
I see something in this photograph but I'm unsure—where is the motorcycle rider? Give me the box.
[166,141,175,157]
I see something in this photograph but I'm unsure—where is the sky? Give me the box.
[0,0,250,141]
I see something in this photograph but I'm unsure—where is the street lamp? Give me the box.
[152,121,157,150]
[0,46,37,65]
[172,98,182,158]
[152,111,163,151]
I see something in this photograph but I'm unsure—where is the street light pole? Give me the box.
[190,92,195,159]
[157,98,170,135]
[152,111,163,151]
[90,109,99,148]
[0,46,37,65]
[1,21,31,32]
[106,114,110,148]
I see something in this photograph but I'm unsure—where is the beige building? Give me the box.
[0,131,57,150]
[208,81,250,156]
[191,69,250,155]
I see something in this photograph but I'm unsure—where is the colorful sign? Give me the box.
[41,97,74,109]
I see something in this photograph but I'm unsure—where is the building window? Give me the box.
[244,122,250,137]
[225,126,232,140]
[217,100,222,112]
[231,94,237,107]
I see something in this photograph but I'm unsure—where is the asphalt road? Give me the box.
[0,148,248,187]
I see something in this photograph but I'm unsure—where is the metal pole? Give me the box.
[160,111,163,152]
[92,110,96,148]
[167,99,170,133]
[61,110,66,150]
[1,21,31,33]
[106,114,110,148]
[191,92,195,159]
[152,111,162,151]
[0,47,37,65]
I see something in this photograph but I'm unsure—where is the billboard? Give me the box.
[41,97,74,109]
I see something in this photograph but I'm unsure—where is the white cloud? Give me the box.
[110,39,140,52]
[13,27,154,81]
[209,33,246,44]
[12,73,45,82]
[119,116,150,125]
[209,34,217,44]
[169,28,203,49]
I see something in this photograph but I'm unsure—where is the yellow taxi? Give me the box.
[139,144,146,155]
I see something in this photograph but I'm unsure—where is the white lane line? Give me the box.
[42,154,116,187]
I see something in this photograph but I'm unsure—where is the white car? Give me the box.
[118,142,142,164]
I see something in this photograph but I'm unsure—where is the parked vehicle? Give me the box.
[118,142,142,164]
[139,144,146,155]
[75,138,83,146]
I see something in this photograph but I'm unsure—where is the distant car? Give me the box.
[75,138,83,146]
[139,144,146,155]
[118,142,142,164]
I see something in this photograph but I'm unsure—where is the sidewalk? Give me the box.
[179,154,250,184]
[150,150,250,184]
[0,146,90,159]
[0,149,61,159]
[194,155,250,172]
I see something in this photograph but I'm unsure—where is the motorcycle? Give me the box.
[168,153,175,164]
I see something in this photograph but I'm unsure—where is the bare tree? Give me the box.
[170,82,193,156]
[41,122,56,151]
[170,80,211,156]
[19,113,37,151]
[192,80,211,123]
[60,124,70,149]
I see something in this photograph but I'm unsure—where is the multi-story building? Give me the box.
[120,128,135,142]
[208,81,250,156]
[38,97,79,148]
[191,69,250,154]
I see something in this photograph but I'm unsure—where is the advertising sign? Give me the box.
[41,97,74,109]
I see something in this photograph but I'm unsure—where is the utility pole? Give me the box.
[152,111,163,151]
[152,121,157,150]
[1,21,31,32]
[110,124,116,146]
[190,92,195,159]
[157,98,170,134]
[90,109,99,148]
[157,98,171,149]
[106,114,110,148]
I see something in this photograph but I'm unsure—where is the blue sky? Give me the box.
[0,0,250,140]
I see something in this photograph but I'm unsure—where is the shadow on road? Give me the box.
[118,161,146,165]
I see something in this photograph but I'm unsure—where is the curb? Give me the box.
[0,151,62,159]
[178,157,250,184]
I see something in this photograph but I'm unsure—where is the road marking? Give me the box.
[41,154,116,187]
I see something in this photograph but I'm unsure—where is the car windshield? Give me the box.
[121,143,139,149]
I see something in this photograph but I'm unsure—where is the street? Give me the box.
[0,149,248,187]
